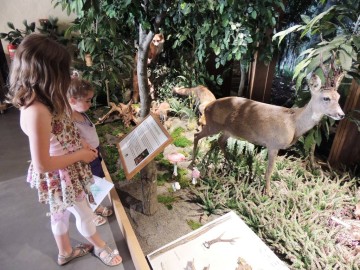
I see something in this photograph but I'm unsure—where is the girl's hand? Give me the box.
[79,148,98,163]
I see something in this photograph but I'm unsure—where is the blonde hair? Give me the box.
[7,33,71,115]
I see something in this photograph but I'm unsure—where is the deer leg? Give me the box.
[192,126,217,166]
[218,133,230,164]
[264,149,278,195]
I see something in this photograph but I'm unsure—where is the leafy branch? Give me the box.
[273,3,360,90]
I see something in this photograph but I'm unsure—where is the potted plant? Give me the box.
[0,20,35,60]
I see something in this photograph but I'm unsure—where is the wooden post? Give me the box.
[247,51,277,103]
[328,79,360,167]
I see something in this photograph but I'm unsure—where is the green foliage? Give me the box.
[165,0,285,89]
[193,147,359,268]
[102,144,119,174]
[113,169,126,182]
[187,219,202,230]
[158,194,176,210]
[157,172,171,186]
[168,98,197,120]
[273,2,360,89]
[178,168,190,188]
[54,0,286,101]
[0,20,35,45]
[173,137,192,148]
[54,0,135,104]
[170,127,192,148]
[273,1,360,159]
[37,17,69,45]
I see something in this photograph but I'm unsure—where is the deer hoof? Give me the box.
[262,188,273,198]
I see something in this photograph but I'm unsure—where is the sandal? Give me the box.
[93,215,107,226]
[95,205,113,217]
[57,243,93,266]
[93,244,122,266]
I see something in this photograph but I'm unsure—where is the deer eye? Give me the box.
[323,97,330,102]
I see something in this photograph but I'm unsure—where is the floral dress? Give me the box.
[26,114,94,215]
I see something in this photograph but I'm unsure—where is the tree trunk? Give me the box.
[137,27,154,118]
[237,61,246,97]
[140,160,158,215]
[137,26,158,215]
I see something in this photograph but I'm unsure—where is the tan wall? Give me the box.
[0,0,76,63]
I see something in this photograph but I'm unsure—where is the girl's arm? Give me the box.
[21,102,97,173]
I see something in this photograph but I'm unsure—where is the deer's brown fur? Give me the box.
[192,74,345,194]
[173,85,216,125]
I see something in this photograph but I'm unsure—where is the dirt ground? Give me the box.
[116,180,220,255]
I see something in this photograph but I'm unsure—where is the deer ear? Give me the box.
[309,74,322,93]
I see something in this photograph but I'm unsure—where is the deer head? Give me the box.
[308,73,345,120]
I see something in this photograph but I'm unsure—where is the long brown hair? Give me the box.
[7,33,72,115]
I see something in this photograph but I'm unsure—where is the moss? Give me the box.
[187,219,202,230]
[171,127,185,138]
[157,172,171,186]
[96,124,113,138]
[173,137,192,148]
[158,194,176,210]
[113,169,126,182]
[170,127,192,148]
[178,168,190,188]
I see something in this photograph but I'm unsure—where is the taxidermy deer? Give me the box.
[173,85,216,125]
[192,73,345,195]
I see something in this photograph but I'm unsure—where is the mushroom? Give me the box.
[172,182,181,191]
[167,153,186,176]
[191,167,200,185]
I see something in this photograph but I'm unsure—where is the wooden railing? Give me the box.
[102,161,150,270]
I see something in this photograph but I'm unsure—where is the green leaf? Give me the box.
[272,25,302,46]
[298,48,315,58]
[295,72,306,91]
[353,36,360,51]
[304,131,315,154]
[300,15,311,24]
[338,49,352,71]
[305,51,331,77]
[314,128,322,146]
[251,11,257,19]
[300,6,335,38]
[7,22,15,30]
[278,1,285,12]
[293,58,311,80]
[214,46,221,56]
